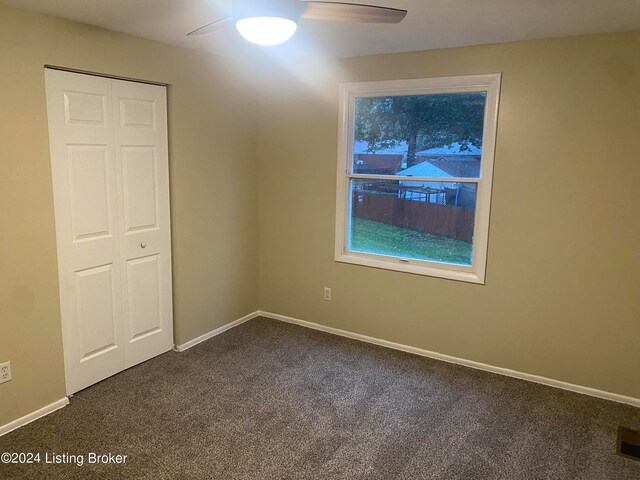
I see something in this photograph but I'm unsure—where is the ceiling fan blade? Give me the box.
[301,2,407,23]
[187,16,233,36]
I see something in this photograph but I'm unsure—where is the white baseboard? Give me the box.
[4,310,636,439]
[1,313,259,437]
[174,311,260,352]
[0,397,69,437]
[257,310,640,408]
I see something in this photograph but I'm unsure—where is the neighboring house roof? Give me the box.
[425,156,481,177]
[396,161,453,178]
[354,141,482,177]
[353,141,408,156]
[416,142,481,156]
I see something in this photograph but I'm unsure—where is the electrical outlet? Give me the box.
[0,361,11,384]
[323,287,332,301]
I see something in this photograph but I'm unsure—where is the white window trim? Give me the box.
[334,74,502,284]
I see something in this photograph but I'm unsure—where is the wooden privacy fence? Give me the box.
[352,192,475,243]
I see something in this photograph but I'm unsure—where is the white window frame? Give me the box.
[335,74,501,284]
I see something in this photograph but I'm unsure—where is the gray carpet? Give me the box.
[1,317,639,479]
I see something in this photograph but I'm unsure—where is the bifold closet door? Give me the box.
[111,78,174,369]
[45,69,173,394]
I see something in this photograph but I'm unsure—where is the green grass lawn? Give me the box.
[350,218,473,265]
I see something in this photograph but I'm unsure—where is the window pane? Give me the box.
[353,92,486,178]
[348,179,476,266]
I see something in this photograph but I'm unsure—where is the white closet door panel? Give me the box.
[64,90,107,126]
[67,145,111,241]
[119,98,156,129]
[122,146,159,232]
[75,264,118,359]
[126,255,162,340]
[65,144,120,273]
[112,79,173,368]
[46,70,124,394]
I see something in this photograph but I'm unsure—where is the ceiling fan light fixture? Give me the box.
[235,16,298,46]
[189,0,407,45]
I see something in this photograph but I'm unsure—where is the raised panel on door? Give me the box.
[64,90,107,126]
[119,98,156,128]
[46,69,125,394]
[122,146,159,233]
[75,264,118,360]
[112,78,173,368]
[67,145,112,241]
[126,255,162,341]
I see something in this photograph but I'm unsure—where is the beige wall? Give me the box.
[0,4,259,426]
[257,31,640,399]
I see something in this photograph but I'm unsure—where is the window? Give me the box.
[335,74,501,284]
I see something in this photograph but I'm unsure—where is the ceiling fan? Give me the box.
[188,0,408,46]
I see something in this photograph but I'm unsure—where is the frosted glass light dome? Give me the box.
[235,17,298,46]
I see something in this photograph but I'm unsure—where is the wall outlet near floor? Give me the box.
[323,287,332,301]
[0,361,11,384]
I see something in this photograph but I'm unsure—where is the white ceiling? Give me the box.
[3,0,640,59]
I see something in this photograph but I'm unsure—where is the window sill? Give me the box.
[335,251,485,284]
